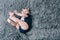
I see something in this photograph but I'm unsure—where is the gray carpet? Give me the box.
[0,0,60,40]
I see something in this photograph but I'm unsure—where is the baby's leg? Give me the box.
[9,16,19,23]
[18,20,29,30]
[7,18,17,26]
[7,18,20,29]
[9,16,29,30]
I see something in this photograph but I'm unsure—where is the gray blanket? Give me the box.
[0,0,60,40]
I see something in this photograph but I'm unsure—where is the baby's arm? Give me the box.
[14,10,28,17]
[14,10,23,16]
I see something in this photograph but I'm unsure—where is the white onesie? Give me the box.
[21,17,25,21]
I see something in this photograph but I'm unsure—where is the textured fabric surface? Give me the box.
[0,0,60,40]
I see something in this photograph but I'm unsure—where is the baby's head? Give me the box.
[22,8,29,15]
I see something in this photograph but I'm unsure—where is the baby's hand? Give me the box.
[21,13,28,17]
[9,12,14,16]
[14,10,18,14]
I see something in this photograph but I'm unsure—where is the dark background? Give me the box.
[0,0,60,40]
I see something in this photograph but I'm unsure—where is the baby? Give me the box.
[7,8,32,33]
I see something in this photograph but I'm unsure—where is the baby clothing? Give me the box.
[14,14,32,33]
[21,17,25,21]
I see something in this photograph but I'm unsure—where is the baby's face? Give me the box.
[22,8,29,14]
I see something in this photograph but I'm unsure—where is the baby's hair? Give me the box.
[24,8,31,14]
[22,8,30,12]
[23,7,29,10]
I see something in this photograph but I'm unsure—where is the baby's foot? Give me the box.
[7,18,12,23]
[16,24,19,29]
[7,18,18,26]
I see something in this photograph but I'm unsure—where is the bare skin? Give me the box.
[7,8,29,30]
